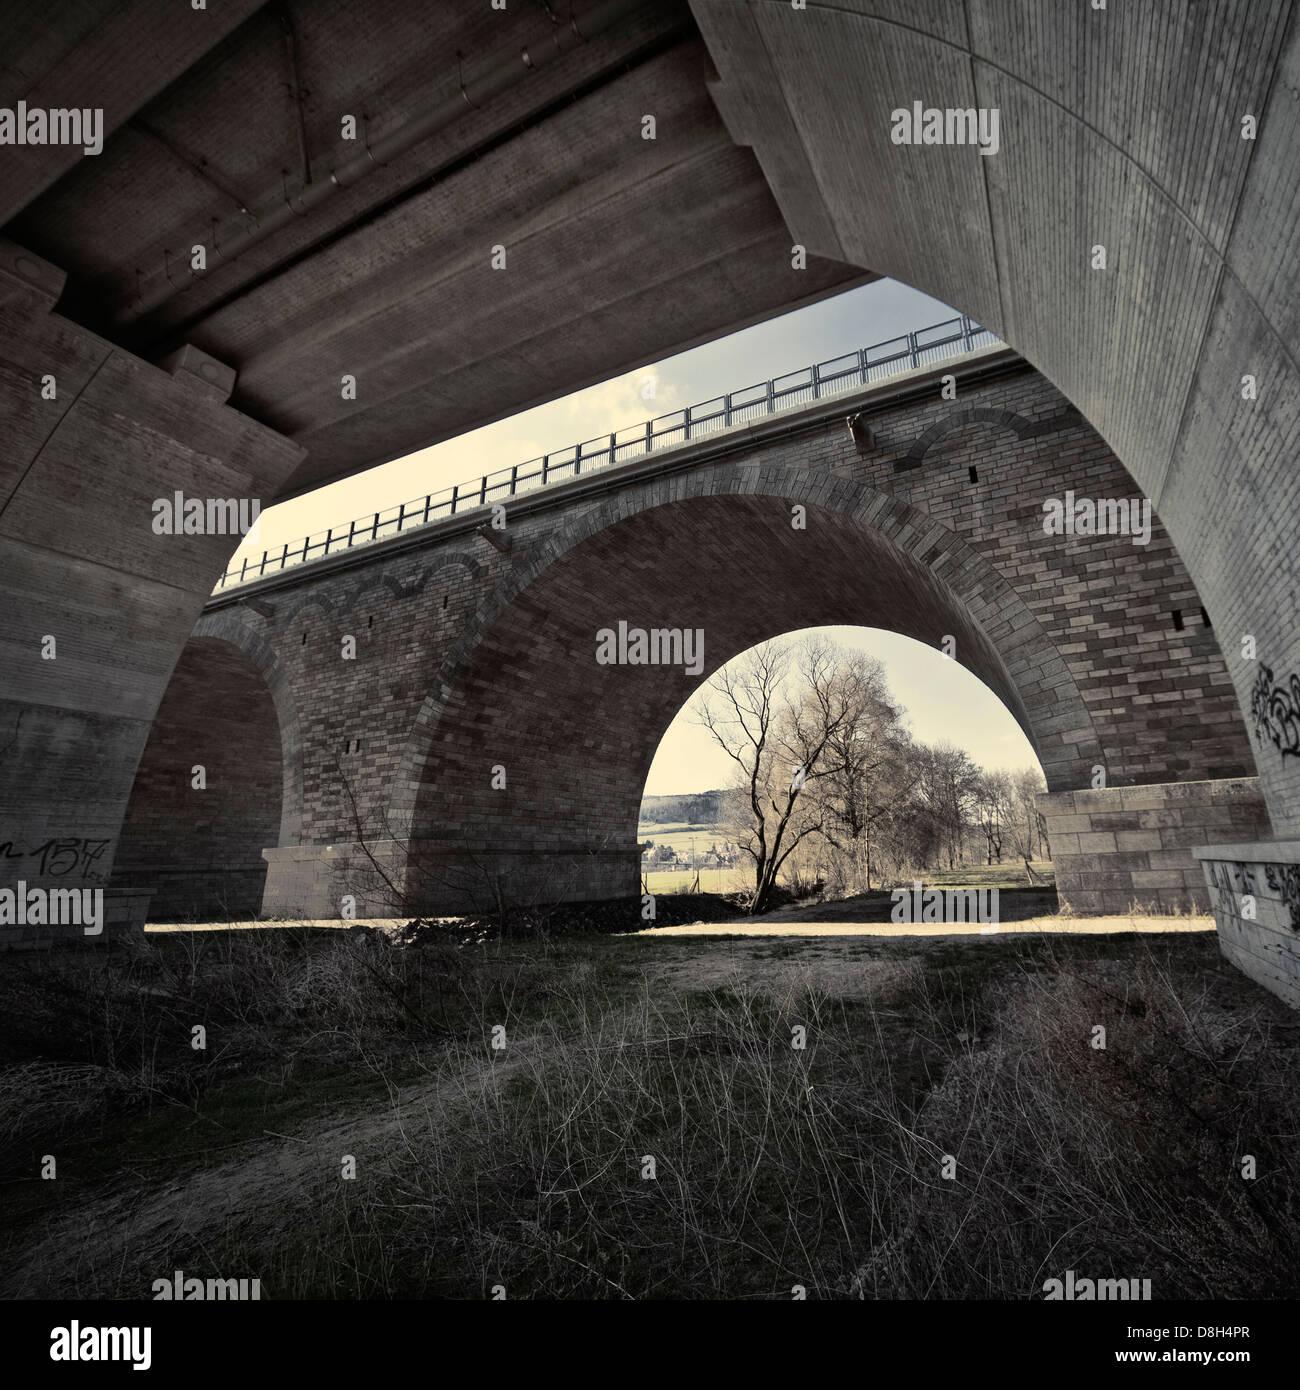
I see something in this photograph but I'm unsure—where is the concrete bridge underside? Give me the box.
[2,2,1299,1005]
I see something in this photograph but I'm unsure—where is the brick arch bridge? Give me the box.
[114,352,1269,920]
[385,472,1098,911]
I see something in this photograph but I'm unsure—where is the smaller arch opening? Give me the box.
[640,625,1048,910]
[112,637,284,921]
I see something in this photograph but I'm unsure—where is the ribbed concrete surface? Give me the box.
[690,0,1300,843]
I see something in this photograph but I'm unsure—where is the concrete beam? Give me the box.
[0,0,268,224]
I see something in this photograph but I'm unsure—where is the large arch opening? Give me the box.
[112,636,289,921]
[399,476,1099,912]
[638,622,1049,902]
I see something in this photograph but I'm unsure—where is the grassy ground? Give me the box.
[1,921,1297,1300]
[911,860,1055,889]
[642,867,748,895]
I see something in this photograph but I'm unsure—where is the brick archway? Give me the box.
[110,615,306,919]
[387,463,1100,908]
[191,611,306,849]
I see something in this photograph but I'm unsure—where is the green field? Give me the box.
[638,821,746,895]
[642,866,749,895]
[639,820,1054,897]
[911,860,1055,889]
[637,820,729,857]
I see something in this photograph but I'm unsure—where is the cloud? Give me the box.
[564,368,681,435]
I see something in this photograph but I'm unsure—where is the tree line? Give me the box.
[639,792,724,825]
[695,634,1048,913]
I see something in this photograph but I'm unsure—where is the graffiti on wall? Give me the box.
[0,837,112,879]
[1250,665,1300,758]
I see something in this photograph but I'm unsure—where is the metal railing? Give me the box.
[214,313,999,592]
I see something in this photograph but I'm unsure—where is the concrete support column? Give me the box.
[1193,841,1300,1010]
[0,242,303,946]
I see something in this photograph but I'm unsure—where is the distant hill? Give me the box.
[639,790,724,825]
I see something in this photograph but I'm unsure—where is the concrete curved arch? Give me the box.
[691,0,1300,836]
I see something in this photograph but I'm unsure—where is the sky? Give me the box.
[229,277,961,561]
[642,625,1043,797]
[227,278,1036,795]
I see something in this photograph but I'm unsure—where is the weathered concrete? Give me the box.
[687,0,1300,1003]
[5,0,864,497]
[0,242,303,948]
[1194,841,1300,1011]
[115,350,1260,920]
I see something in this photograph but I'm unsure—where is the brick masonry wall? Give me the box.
[778,364,1255,786]
[0,888,149,951]
[111,637,283,919]
[1039,778,1272,916]
[145,355,1262,917]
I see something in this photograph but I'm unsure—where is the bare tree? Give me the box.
[798,652,916,890]
[1004,765,1049,884]
[697,636,859,913]
[973,769,1013,864]
[914,741,981,870]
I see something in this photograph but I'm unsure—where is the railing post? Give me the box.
[724,394,732,427]
[479,475,488,505]
[963,315,974,350]
[509,465,518,496]
[541,455,549,485]
[812,365,821,400]
[450,485,459,515]
[859,348,869,384]
[685,407,692,441]
[324,527,333,555]
[346,519,356,548]
[767,381,775,413]
[395,504,406,533]
[280,543,289,571]
[908,331,919,368]
[422,494,432,523]
[371,512,379,540]
[645,419,653,454]
[239,558,248,583]
[258,550,267,575]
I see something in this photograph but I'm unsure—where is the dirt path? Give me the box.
[637,914,1215,938]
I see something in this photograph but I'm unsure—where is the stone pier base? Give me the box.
[1038,778,1272,915]
[0,886,151,950]
[261,840,641,919]
[1193,841,1300,1011]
